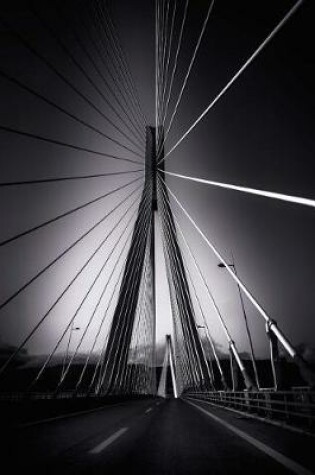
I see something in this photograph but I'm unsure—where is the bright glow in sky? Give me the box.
[154,213,173,344]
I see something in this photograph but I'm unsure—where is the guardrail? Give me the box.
[0,391,95,401]
[186,389,315,431]
[0,391,154,401]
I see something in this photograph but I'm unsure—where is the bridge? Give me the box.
[0,0,314,473]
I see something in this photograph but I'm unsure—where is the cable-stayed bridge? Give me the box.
[0,0,314,473]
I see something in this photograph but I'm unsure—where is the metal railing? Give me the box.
[0,391,96,401]
[186,389,315,431]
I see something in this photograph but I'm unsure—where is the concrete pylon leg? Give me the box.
[229,347,239,391]
[266,322,282,390]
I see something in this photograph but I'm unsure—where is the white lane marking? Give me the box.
[145,407,153,413]
[89,427,128,455]
[186,400,314,475]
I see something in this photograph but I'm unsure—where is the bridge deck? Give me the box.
[2,398,314,474]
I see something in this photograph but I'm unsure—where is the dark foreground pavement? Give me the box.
[1,397,314,474]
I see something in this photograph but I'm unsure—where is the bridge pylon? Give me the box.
[157,128,214,393]
[100,126,157,395]
[99,126,215,395]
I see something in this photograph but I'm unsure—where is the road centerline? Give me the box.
[89,427,128,455]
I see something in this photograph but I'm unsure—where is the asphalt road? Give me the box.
[2,397,314,474]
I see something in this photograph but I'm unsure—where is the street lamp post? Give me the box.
[218,257,260,390]
[61,322,80,378]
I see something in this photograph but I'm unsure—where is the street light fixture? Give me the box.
[61,323,81,378]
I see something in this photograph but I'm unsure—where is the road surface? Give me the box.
[2,397,314,474]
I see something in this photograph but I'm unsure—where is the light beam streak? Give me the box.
[161,170,315,209]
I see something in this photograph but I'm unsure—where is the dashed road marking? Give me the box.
[89,427,128,455]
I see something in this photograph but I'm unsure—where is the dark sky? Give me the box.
[0,0,314,362]
[112,0,315,357]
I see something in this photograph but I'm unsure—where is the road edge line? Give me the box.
[185,396,315,438]
[19,402,126,429]
[185,399,314,475]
